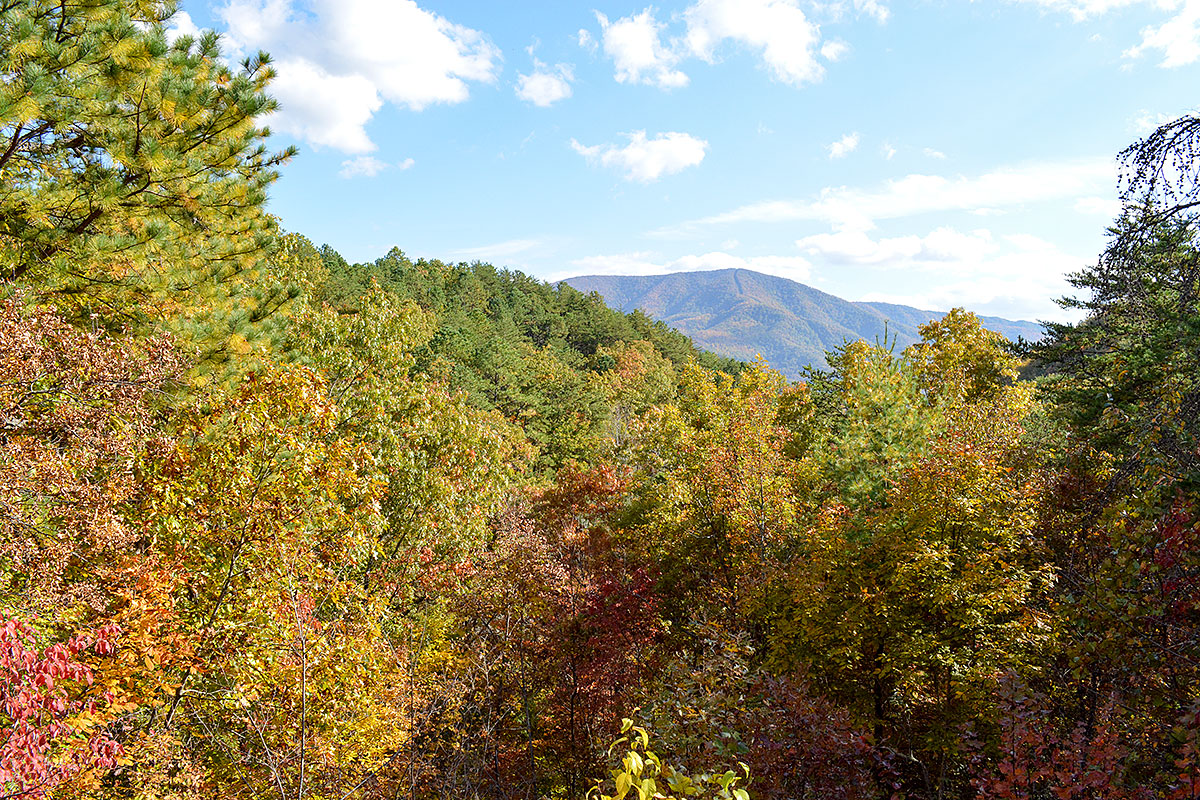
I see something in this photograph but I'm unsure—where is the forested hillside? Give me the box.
[565,270,1044,377]
[3,4,1200,800]
[313,245,742,471]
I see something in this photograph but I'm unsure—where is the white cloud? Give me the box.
[565,251,663,276]
[659,157,1114,234]
[338,155,414,178]
[821,0,892,22]
[1073,195,1120,216]
[1130,108,1178,133]
[882,142,897,159]
[828,132,860,159]
[595,10,689,88]
[853,0,891,22]
[215,0,500,153]
[578,28,598,53]
[563,250,811,281]
[591,0,863,91]
[624,151,1107,322]
[339,155,389,178]
[219,0,290,47]
[1015,0,1200,67]
[269,58,381,153]
[571,131,708,182]
[821,39,850,61]
[516,61,574,107]
[165,10,201,42]
[1009,0,1157,22]
[801,226,1087,320]
[672,252,812,278]
[860,278,1072,322]
[923,147,947,159]
[564,225,1085,321]
[796,227,997,266]
[1125,1,1200,66]
[308,0,498,110]
[682,0,824,86]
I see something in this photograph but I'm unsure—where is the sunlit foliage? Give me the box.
[4,3,1200,797]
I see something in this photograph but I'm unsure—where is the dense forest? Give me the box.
[3,3,1200,799]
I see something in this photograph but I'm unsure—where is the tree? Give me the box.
[803,339,937,513]
[285,287,524,609]
[1033,111,1200,493]
[1030,212,1200,791]
[0,295,202,798]
[625,360,796,614]
[905,308,1017,406]
[1036,214,1200,492]
[0,618,123,800]
[0,0,291,328]
[135,363,402,800]
[1023,119,1200,789]
[759,321,1052,798]
[0,293,183,621]
[1114,111,1200,237]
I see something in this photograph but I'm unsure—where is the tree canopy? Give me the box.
[3,3,1200,798]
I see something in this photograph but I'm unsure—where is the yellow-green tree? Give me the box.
[1,0,291,339]
[626,360,797,612]
[760,316,1053,798]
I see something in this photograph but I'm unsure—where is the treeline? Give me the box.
[3,3,1200,800]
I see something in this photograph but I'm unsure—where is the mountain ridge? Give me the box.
[563,268,1044,378]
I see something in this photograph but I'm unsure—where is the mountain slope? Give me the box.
[564,269,1044,378]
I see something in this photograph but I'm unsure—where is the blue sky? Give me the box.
[174,0,1200,321]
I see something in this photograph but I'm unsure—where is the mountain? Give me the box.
[563,269,1045,378]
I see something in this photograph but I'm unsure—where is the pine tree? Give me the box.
[0,0,294,334]
[1036,212,1200,492]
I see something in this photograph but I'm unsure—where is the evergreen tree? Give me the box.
[1036,211,1200,492]
[0,0,292,330]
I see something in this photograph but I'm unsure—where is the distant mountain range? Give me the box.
[564,269,1045,378]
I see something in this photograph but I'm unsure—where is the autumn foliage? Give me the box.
[4,3,1200,797]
